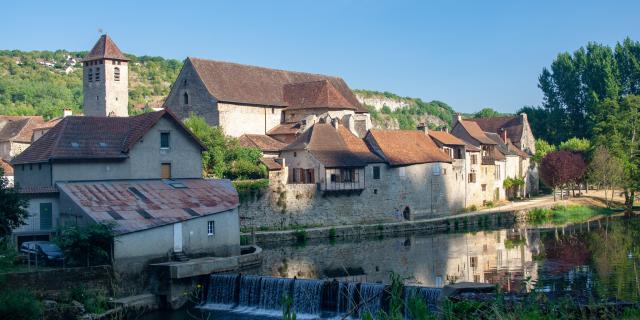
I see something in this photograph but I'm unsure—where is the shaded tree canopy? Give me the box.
[473,107,508,119]
[540,151,587,189]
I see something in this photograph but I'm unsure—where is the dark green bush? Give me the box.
[0,288,42,320]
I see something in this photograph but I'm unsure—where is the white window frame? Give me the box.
[398,167,406,177]
[207,220,215,236]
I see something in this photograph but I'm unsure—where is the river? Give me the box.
[141,213,640,319]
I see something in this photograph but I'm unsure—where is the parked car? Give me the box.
[19,241,64,266]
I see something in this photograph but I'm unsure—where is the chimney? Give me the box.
[416,123,428,134]
[63,108,73,117]
[456,113,463,122]
[520,112,528,122]
[331,117,339,130]
[440,126,448,133]
[500,128,508,143]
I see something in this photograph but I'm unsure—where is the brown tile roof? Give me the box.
[84,34,129,61]
[267,122,302,136]
[34,117,64,131]
[458,120,497,145]
[57,179,238,235]
[239,134,287,153]
[17,186,58,194]
[283,123,382,167]
[471,116,524,144]
[0,116,44,143]
[0,159,13,175]
[260,157,282,171]
[187,57,366,112]
[283,80,358,111]
[508,140,529,159]
[486,132,515,160]
[366,130,452,166]
[428,131,467,146]
[12,110,205,165]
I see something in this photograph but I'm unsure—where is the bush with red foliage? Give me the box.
[539,150,587,190]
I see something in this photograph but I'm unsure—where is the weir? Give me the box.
[202,274,441,319]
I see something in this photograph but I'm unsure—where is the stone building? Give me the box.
[164,57,371,138]
[11,110,241,273]
[82,34,129,117]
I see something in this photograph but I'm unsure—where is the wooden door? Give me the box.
[161,163,171,179]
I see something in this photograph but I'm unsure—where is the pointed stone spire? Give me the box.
[84,34,129,61]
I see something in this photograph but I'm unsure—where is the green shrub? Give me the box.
[293,228,307,243]
[485,201,495,208]
[468,205,478,212]
[0,288,42,320]
[328,227,337,239]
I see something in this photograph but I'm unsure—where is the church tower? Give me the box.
[83,34,129,117]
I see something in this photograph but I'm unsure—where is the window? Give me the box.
[207,221,215,236]
[95,67,100,81]
[468,172,476,183]
[443,147,453,158]
[373,166,381,180]
[88,68,93,82]
[471,154,478,165]
[470,256,478,268]
[432,164,441,176]
[161,163,171,179]
[271,108,275,114]
[495,165,501,180]
[481,184,487,191]
[183,92,189,105]
[289,168,314,184]
[456,149,463,159]
[443,168,447,175]
[40,203,52,230]
[114,67,120,81]
[399,167,406,177]
[293,152,297,157]
[160,132,170,149]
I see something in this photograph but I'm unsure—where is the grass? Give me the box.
[527,204,613,225]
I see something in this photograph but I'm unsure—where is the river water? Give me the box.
[141,213,640,319]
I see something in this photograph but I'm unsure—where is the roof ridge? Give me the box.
[50,117,70,160]
[188,57,344,81]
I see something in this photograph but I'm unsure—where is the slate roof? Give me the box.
[187,57,366,112]
[84,34,129,61]
[239,134,287,153]
[12,110,205,165]
[367,130,452,166]
[458,120,497,145]
[428,131,467,146]
[471,116,524,144]
[0,116,44,143]
[57,179,238,235]
[283,123,382,168]
[283,80,358,111]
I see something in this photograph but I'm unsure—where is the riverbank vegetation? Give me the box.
[527,204,613,225]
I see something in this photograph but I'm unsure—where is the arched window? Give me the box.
[183,92,189,105]
[114,67,120,81]
[88,68,93,82]
[95,67,101,81]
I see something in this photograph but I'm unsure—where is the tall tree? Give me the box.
[539,151,587,201]
[0,169,28,239]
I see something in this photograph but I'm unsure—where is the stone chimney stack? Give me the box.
[63,108,73,117]
[456,113,463,122]
[416,123,428,134]
[500,128,508,143]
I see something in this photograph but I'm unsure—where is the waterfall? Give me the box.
[404,286,442,318]
[293,279,325,315]
[358,283,385,317]
[258,276,293,311]
[203,274,442,319]
[206,274,238,307]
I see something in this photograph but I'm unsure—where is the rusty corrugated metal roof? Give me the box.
[57,179,239,235]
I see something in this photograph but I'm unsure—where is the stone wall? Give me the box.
[2,265,115,297]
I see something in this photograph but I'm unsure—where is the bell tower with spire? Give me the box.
[83,34,129,117]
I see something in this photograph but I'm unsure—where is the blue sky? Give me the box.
[1,1,639,113]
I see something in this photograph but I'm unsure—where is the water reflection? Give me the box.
[256,215,640,301]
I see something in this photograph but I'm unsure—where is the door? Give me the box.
[161,163,172,179]
[173,223,182,252]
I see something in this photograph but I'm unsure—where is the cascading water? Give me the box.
[293,279,325,315]
[203,274,442,319]
[404,286,442,318]
[205,274,238,308]
[358,283,385,317]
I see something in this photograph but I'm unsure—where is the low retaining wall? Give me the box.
[245,210,517,244]
[1,265,114,298]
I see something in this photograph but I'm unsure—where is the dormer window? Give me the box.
[183,92,189,105]
[114,67,120,81]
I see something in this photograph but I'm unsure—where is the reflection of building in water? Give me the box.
[259,229,538,292]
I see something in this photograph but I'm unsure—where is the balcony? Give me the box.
[319,168,365,194]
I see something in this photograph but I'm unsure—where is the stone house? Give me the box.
[0,115,45,183]
[164,57,371,138]
[10,110,240,273]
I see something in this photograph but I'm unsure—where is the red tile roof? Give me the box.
[260,157,282,171]
[267,122,302,136]
[366,130,452,166]
[84,34,129,61]
[283,80,358,111]
[17,186,58,194]
[0,159,13,176]
[458,120,497,145]
[428,131,467,146]
[12,110,205,165]
[187,58,366,112]
[471,116,524,144]
[284,123,382,167]
[0,116,44,143]
[57,179,238,235]
[239,134,287,153]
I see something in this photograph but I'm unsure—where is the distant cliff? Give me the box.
[353,89,456,130]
